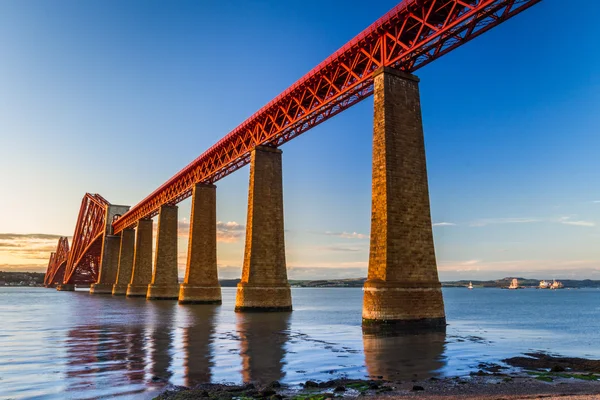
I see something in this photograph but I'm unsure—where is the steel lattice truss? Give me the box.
[43,237,70,286]
[61,193,109,285]
[106,0,541,233]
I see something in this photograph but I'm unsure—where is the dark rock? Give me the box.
[368,382,379,389]
[551,365,566,372]
[304,381,319,388]
[269,381,282,389]
[260,389,276,397]
[429,377,439,381]
[268,395,283,400]
[412,385,425,391]
[151,376,161,382]
[334,386,346,392]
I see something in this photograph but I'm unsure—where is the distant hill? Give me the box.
[0,271,45,286]
[218,277,600,289]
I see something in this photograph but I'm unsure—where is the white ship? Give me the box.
[508,278,519,289]
[551,280,564,290]
[468,281,473,290]
[539,279,564,289]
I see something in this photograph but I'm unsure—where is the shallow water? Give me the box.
[0,286,599,399]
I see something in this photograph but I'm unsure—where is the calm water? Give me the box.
[1,287,599,399]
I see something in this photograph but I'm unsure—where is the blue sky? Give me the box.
[1,0,600,280]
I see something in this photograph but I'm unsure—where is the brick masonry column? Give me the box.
[179,183,222,304]
[362,67,446,331]
[235,146,292,312]
[147,205,179,300]
[112,228,135,295]
[90,204,130,294]
[90,235,121,294]
[127,219,153,297]
[56,284,75,291]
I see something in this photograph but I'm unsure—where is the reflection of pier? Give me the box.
[65,324,148,395]
[237,312,290,383]
[148,302,177,383]
[180,305,218,387]
[363,330,446,381]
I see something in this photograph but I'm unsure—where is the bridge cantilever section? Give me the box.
[112,0,541,234]
[43,236,69,287]
[61,193,110,286]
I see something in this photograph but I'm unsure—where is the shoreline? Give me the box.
[155,353,600,400]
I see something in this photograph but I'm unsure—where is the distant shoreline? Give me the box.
[4,272,600,289]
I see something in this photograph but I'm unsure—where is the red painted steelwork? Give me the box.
[62,193,109,285]
[108,0,540,233]
[44,237,70,286]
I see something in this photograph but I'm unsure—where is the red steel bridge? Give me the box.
[45,0,541,288]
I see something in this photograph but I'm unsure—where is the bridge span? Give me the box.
[45,0,542,330]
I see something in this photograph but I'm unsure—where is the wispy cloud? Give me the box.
[433,222,456,227]
[216,221,245,243]
[469,217,539,227]
[174,219,246,243]
[324,231,369,239]
[557,216,595,227]
[317,245,363,253]
[468,216,595,228]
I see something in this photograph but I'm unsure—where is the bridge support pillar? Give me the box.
[235,146,291,312]
[127,219,153,297]
[147,205,180,300]
[57,284,75,291]
[362,67,445,332]
[90,234,121,294]
[113,228,135,295]
[91,204,130,294]
[179,184,221,304]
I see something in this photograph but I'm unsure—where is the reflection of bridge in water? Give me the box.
[44,0,542,331]
[63,304,446,390]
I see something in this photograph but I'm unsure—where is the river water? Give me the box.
[1,286,599,399]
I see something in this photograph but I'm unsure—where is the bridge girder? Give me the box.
[112,0,541,233]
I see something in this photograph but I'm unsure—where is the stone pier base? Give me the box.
[89,283,115,294]
[112,284,128,296]
[57,284,75,291]
[126,284,150,297]
[179,284,222,304]
[235,285,292,312]
[147,285,179,300]
[362,283,446,333]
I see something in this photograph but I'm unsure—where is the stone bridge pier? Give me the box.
[112,228,135,295]
[147,205,180,300]
[179,183,222,304]
[362,67,446,331]
[235,146,292,312]
[90,204,130,294]
[127,219,153,297]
